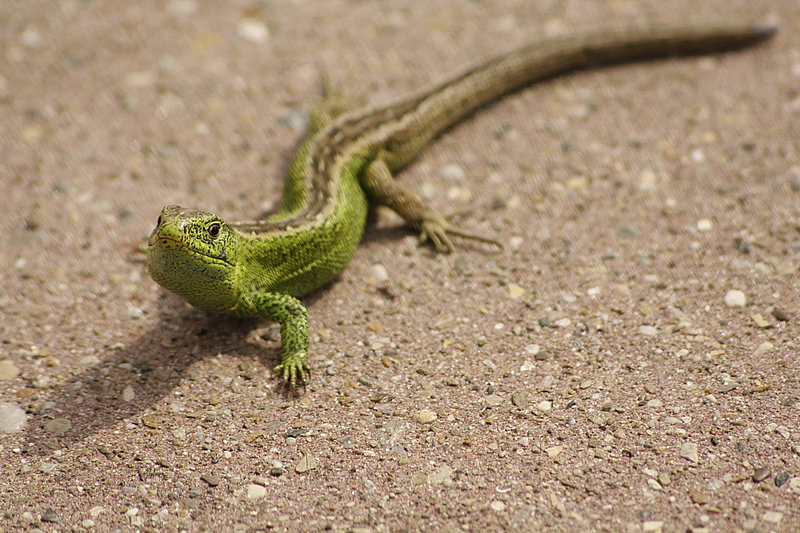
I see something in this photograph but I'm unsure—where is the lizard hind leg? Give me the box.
[308,68,367,133]
[361,155,502,253]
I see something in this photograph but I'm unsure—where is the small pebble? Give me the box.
[536,400,552,412]
[511,390,529,408]
[688,489,709,504]
[371,264,388,282]
[428,465,454,484]
[774,471,789,487]
[647,479,662,491]
[295,453,318,473]
[545,445,563,458]
[200,473,220,486]
[723,290,746,308]
[638,326,658,336]
[0,402,27,433]
[44,418,71,434]
[127,305,145,319]
[750,314,771,328]
[680,442,699,463]
[0,360,20,380]
[489,500,506,512]
[412,409,437,424]
[440,163,466,181]
[752,467,771,482]
[182,498,200,509]
[696,219,713,231]
[752,341,774,357]
[507,283,525,299]
[122,385,135,402]
[141,414,159,429]
[41,508,60,523]
[485,394,504,407]
[237,18,269,43]
[771,307,790,321]
[246,483,267,499]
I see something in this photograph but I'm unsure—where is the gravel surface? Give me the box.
[1,1,798,532]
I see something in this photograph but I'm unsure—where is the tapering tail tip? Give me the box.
[754,15,780,38]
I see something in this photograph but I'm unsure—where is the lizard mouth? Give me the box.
[148,233,233,266]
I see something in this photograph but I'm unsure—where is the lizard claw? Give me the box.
[420,214,502,253]
[420,216,455,253]
[275,355,310,391]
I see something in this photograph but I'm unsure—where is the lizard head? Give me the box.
[147,205,241,313]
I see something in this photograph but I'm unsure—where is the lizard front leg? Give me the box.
[249,291,310,387]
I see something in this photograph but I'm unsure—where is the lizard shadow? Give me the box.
[21,213,494,456]
[20,285,330,457]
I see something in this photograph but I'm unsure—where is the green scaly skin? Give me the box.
[146,22,776,388]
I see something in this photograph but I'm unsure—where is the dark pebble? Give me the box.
[270,467,285,477]
[771,308,790,322]
[41,508,60,523]
[775,471,790,487]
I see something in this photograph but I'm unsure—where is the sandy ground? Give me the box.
[1,0,799,532]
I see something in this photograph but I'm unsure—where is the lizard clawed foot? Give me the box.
[419,214,502,254]
[275,357,310,393]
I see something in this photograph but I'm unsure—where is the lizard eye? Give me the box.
[208,223,221,238]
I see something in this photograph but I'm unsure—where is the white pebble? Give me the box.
[20,26,42,48]
[237,18,269,44]
[440,163,465,181]
[490,500,506,512]
[639,326,658,336]
[723,290,746,308]
[680,442,699,463]
[246,483,267,499]
[697,219,713,231]
[371,263,388,282]
[524,344,540,355]
[122,385,135,402]
[0,402,27,433]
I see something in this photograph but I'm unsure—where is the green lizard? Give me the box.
[147,22,776,387]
